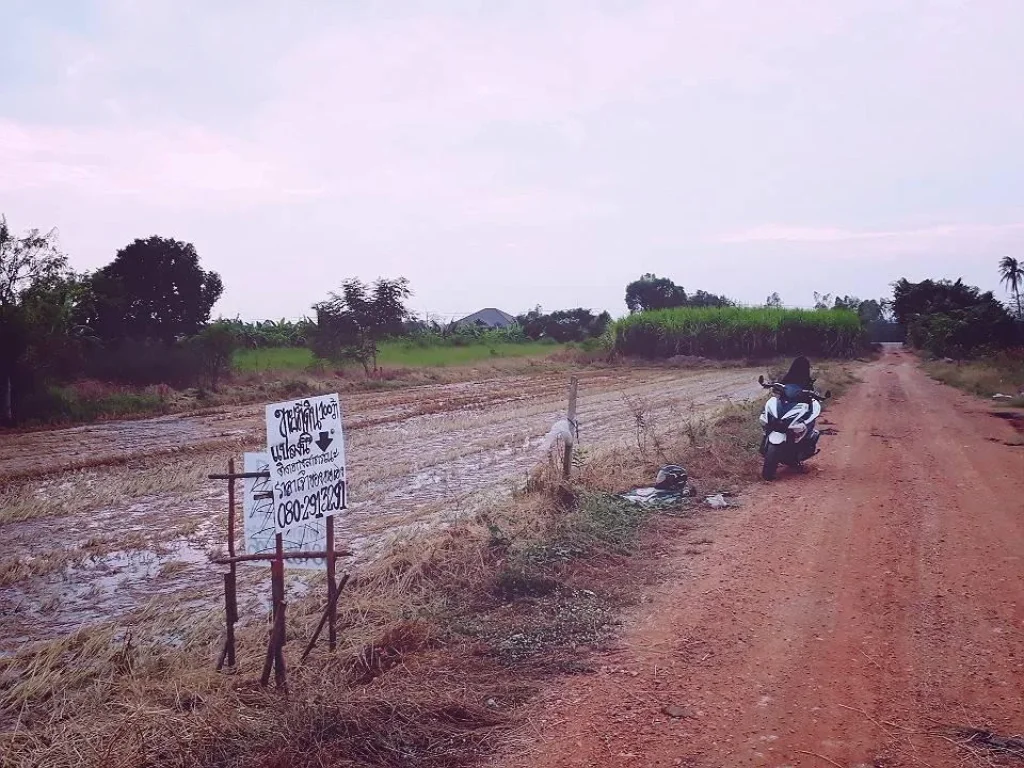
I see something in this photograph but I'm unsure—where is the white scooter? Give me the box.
[757,375,831,481]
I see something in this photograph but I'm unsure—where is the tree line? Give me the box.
[0,215,615,423]
[0,220,236,424]
[892,272,1023,359]
[2,209,1021,424]
[308,278,614,375]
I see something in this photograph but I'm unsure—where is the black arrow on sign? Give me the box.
[315,431,333,452]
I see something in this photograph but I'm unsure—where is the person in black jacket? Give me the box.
[781,356,813,389]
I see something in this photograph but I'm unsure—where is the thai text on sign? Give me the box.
[264,394,347,533]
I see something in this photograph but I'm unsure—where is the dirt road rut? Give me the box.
[501,349,1024,768]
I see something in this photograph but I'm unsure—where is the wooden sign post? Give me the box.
[209,390,351,689]
[215,458,239,671]
[326,515,337,651]
[208,464,352,688]
[562,376,579,479]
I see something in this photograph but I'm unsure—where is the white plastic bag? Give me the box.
[541,418,577,452]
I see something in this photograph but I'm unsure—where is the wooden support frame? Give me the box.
[301,572,350,662]
[210,550,351,565]
[209,462,353,689]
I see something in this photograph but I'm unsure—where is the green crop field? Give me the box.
[234,341,560,372]
[234,347,314,372]
[613,306,865,359]
[376,341,556,367]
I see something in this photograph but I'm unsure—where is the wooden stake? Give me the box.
[273,534,286,687]
[262,549,287,688]
[301,573,351,662]
[273,600,287,690]
[215,635,229,671]
[227,459,237,559]
[218,458,239,672]
[272,533,285,626]
[326,515,337,651]
[562,376,579,479]
[260,613,275,686]
[226,458,237,667]
[259,536,288,687]
[216,572,238,670]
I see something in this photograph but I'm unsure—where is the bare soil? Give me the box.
[494,347,1024,768]
[0,366,760,652]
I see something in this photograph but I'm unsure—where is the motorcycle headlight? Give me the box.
[789,422,807,435]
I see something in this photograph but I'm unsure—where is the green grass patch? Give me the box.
[17,385,168,425]
[233,346,314,372]
[377,341,557,367]
[492,494,649,599]
[613,306,866,359]
[234,341,560,372]
[484,493,648,662]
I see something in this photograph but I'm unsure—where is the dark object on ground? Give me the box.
[654,464,688,491]
[951,727,1024,757]
[621,487,694,509]
[624,466,698,508]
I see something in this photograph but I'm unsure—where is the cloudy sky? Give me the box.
[2,0,1023,320]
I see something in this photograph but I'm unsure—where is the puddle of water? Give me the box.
[1,538,216,641]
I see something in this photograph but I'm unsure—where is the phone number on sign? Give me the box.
[275,480,347,530]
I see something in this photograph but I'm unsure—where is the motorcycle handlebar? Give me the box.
[757,376,831,400]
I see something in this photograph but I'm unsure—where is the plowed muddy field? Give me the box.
[0,366,760,652]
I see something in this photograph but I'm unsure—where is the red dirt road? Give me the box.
[501,349,1024,768]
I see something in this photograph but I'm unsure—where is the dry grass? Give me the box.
[0,362,857,768]
[0,524,526,766]
[0,429,250,486]
[0,553,77,588]
[0,450,694,766]
[0,451,228,526]
[157,560,192,578]
[922,352,1024,407]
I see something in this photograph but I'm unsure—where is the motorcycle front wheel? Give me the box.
[762,443,783,481]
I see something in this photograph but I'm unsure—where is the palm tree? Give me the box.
[999,256,1023,319]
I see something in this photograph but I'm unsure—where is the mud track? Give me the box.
[497,347,1024,768]
[0,366,759,651]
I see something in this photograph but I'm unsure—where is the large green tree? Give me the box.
[80,236,223,343]
[516,306,612,342]
[625,274,732,313]
[0,216,70,424]
[891,278,995,326]
[625,274,687,313]
[892,277,1015,358]
[311,277,411,374]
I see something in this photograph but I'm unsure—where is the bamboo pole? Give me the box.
[562,376,579,479]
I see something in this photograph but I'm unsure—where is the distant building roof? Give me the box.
[455,308,517,328]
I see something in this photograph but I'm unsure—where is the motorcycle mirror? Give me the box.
[758,375,765,385]
[825,390,832,399]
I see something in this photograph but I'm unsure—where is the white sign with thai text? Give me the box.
[265,393,347,533]
[241,452,327,569]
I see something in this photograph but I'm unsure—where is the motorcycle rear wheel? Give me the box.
[762,443,783,481]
